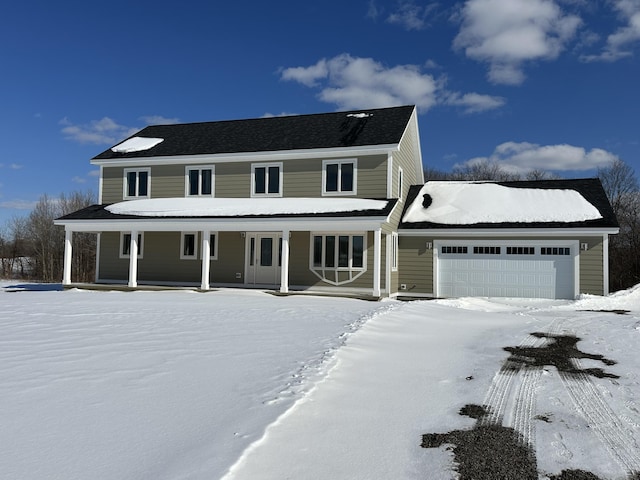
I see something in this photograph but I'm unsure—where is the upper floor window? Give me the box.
[322,159,357,195]
[251,163,282,197]
[124,168,150,199]
[186,166,214,196]
[397,167,404,201]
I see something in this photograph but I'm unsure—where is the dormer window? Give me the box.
[322,159,357,196]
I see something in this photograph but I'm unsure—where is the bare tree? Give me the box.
[452,160,521,181]
[25,190,96,283]
[598,159,640,291]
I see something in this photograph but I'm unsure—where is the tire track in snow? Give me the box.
[482,317,564,435]
[560,358,640,475]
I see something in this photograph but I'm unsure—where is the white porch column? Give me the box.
[201,230,211,291]
[373,228,382,297]
[128,230,139,288]
[62,229,73,285]
[280,230,290,293]
[385,232,392,296]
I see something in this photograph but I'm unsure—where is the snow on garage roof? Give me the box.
[105,197,389,217]
[402,181,603,225]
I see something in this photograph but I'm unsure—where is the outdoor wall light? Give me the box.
[426,242,433,250]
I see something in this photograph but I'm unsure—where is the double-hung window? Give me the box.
[252,163,282,197]
[186,166,214,196]
[123,168,150,199]
[322,159,356,195]
[120,232,143,259]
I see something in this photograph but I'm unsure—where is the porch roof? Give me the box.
[55,198,398,232]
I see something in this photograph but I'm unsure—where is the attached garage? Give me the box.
[398,179,620,300]
[435,241,577,299]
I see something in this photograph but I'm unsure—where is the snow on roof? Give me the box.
[402,182,603,224]
[106,197,389,217]
[111,137,164,153]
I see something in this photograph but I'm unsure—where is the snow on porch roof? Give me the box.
[401,180,604,226]
[105,197,390,217]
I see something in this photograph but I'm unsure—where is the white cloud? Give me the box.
[454,0,581,85]
[280,59,328,87]
[261,112,298,118]
[456,141,620,172]
[386,1,439,30]
[0,163,23,170]
[88,169,100,177]
[367,0,380,20]
[139,115,180,125]
[72,176,86,184]
[61,114,179,145]
[581,0,640,62]
[0,199,37,210]
[444,92,506,114]
[280,53,504,114]
[60,117,138,145]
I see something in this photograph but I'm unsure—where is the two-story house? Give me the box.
[56,105,423,298]
[56,105,619,299]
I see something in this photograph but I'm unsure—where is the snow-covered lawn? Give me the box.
[1,282,639,479]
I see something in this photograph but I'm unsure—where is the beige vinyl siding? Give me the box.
[386,115,422,230]
[215,163,250,198]
[101,165,185,202]
[356,155,388,198]
[579,237,604,295]
[398,236,434,295]
[98,232,128,280]
[211,232,245,283]
[152,165,185,198]
[102,168,124,204]
[283,160,322,197]
[137,232,199,282]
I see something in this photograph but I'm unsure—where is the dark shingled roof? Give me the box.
[56,199,398,222]
[399,178,619,230]
[93,105,415,160]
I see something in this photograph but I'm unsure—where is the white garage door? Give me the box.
[436,242,576,299]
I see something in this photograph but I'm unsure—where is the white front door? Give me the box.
[247,234,281,285]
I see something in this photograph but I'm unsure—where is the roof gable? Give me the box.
[94,105,416,160]
[400,178,618,230]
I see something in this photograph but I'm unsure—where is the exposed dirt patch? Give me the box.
[503,332,619,379]
[580,309,630,315]
[547,470,604,480]
[459,404,490,420]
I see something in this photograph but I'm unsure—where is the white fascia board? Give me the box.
[55,216,389,233]
[90,144,399,167]
[399,227,620,237]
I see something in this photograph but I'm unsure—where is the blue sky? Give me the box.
[1,0,639,225]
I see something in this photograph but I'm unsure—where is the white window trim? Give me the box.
[322,158,357,196]
[119,232,144,259]
[185,165,215,197]
[251,162,283,197]
[180,232,198,260]
[397,167,404,202]
[123,168,151,199]
[201,232,219,261]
